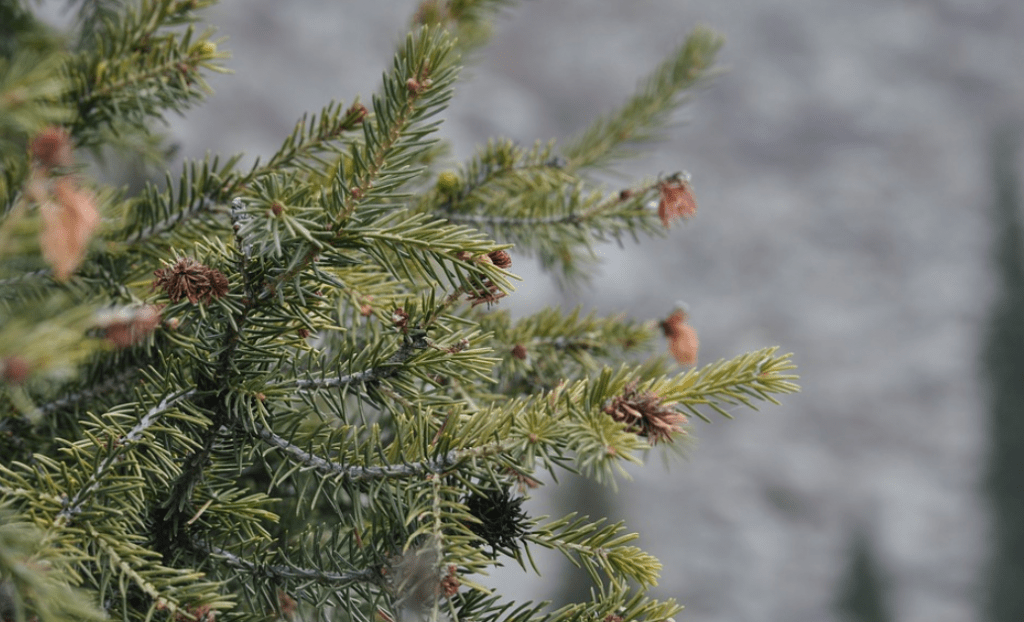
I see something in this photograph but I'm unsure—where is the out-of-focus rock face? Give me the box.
[164,2,1024,621]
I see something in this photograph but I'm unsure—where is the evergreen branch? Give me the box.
[67,0,228,147]
[226,29,463,300]
[199,541,379,587]
[0,514,106,622]
[157,263,267,518]
[507,355,795,485]
[526,514,662,589]
[544,587,682,622]
[122,99,366,249]
[475,307,658,395]
[255,425,509,483]
[418,140,671,287]
[71,0,214,53]
[56,389,196,525]
[0,269,53,292]
[0,49,73,137]
[410,0,518,57]
[85,522,230,619]
[418,139,566,215]
[256,100,369,177]
[277,328,431,394]
[292,368,389,392]
[655,347,799,423]
[123,154,241,245]
[0,48,73,205]
[437,169,665,287]
[36,367,139,415]
[337,211,516,298]
[437,211,592,227]
[333,27,459,223]
[562,25,724,172]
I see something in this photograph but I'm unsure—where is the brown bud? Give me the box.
[511,344,527,360]
[101,305,162,348]
[661,309,698,366]
[439,565,460,598]
[1,356,31,384]
[30,127,73,169]
[392,308,409,330]
[657,174,698,227]
[446,338,470,353]
[487,250,512,269]
[347,102,368,124]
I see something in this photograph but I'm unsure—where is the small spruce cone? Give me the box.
[153,257,229,304]
[487,250,512,269]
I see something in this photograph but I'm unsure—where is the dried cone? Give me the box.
[657,176,698,228]
[604,380,686,444]
[661,308,698,365]
[487,250,512,269]
[39,178,100,281]
[153,257,229,304]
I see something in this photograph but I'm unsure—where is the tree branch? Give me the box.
[56,389,196,525]
[197,541,380,587]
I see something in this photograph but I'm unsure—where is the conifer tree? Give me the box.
[0,2,799,622]
[982,129,1024,622]
[834,528,892,622]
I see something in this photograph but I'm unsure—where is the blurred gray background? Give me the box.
[155,1,1024,621]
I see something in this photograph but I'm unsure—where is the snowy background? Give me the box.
[141,1,1024,621]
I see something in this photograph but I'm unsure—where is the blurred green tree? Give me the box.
[983,128,1024,622]
[834,528,892,622]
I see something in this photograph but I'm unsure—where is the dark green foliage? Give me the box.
[983,128,1024,622]
[834,529,892,622]
[463,486,530,556]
